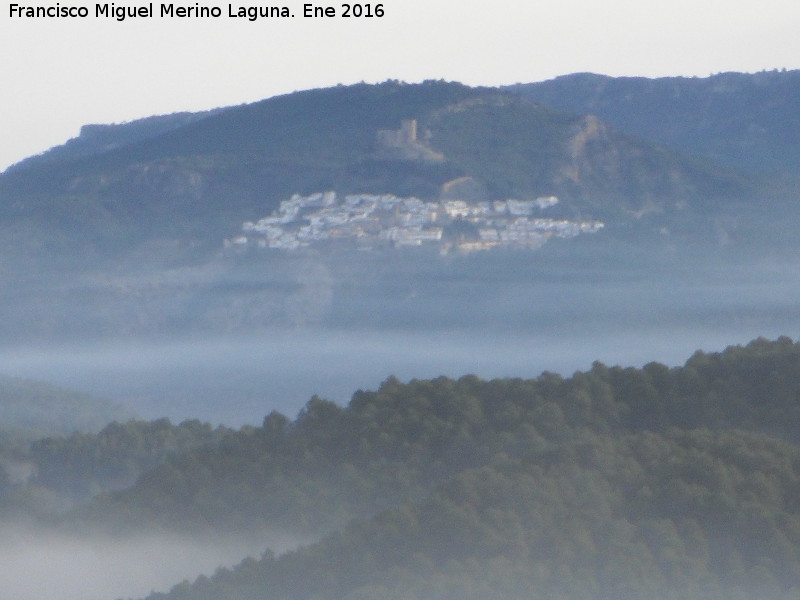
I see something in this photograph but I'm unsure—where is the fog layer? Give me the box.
[1,322,797,426]
[0,521,301,600]
[0,238,797,424]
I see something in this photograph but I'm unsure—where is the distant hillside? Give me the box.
[3,109,226,175]
[507,69,800,174]
[72,336,800,537]
[0,419,226,514]
[0,80,754,263]
[0,375,132,441]
[144,430,800,600]
[0,76,792,340]
[23,335,796,600]
[0,81,479,259]
[420,94,749,217]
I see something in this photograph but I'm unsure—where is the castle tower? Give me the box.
[400,119,417,143]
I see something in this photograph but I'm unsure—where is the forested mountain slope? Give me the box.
[66,337,800,537]
[0,76,791,341]
[0,418,229,517]
[105,336,800,600]
[145,429,800,600]
[0,80,753,263]
[508,69,800,174]
[0,336,776,599]
[2,338,800,597]
[0,375,131,441]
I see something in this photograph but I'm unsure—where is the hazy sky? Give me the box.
[1,0,798,171]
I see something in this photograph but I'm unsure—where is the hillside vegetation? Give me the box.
[0,76,795,341]
[1,337,796,598]
[0,375,132,442]
[145,429,800,600]
[508,69,800,174]
[114,336,800,600]
[0,80,755,262]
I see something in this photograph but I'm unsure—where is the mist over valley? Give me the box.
[1,251,799,426]
[0,523,294,600]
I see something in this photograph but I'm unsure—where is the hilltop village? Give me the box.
[226,191,604,254]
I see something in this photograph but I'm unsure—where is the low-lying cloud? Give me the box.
[0,521,302,600]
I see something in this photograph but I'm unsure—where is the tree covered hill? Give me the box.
[0,336,785,599]
[105,336,800,600]
[65,337,800,540]
[0,417,229,517]
[0,374,132,442]
[507,69,800,175]
[1,338,800,596]
[5,109,226,174]
[144,429,800,600]
[0,76,791,342]
[0,80,755,265]
[0,81,482,258]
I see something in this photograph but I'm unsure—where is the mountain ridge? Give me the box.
[0,78,759,244]
[0,73,795,340]
[506,69,800,174]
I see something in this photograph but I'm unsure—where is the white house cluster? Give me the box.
[225,191,604,253]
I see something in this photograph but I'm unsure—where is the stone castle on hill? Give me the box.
[375,119,444,162]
